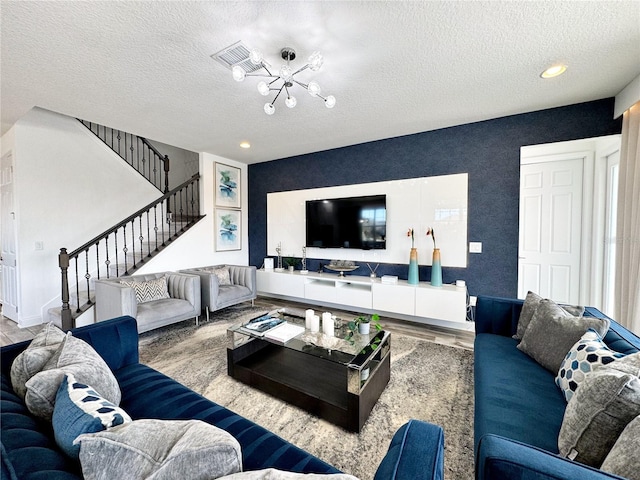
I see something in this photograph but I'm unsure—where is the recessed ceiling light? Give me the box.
[239,141,251,149]
[541,64,567,79]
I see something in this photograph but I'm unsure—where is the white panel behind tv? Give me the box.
[267,173,468,268]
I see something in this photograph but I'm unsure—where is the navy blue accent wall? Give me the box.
[248,99,621,298]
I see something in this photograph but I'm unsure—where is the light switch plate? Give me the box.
[469,242,482,253]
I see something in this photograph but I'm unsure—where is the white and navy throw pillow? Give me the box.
[556,329,626,403]
[52,373,131,459]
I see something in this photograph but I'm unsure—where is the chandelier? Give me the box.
[231,47,336,115]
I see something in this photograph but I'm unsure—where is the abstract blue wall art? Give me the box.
[216,208,241,251]
[215,163,241,208]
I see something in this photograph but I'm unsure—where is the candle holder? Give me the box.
[300,246,309,274]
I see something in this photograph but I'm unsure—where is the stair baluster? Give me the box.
[57,175,203,329]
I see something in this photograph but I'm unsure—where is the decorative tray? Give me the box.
[325,262,359,276]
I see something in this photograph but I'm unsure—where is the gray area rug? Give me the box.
[138,303,475,480]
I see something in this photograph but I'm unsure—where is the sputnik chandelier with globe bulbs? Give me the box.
[231,47,336,115]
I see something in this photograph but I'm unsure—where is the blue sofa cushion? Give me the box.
[476,434,626,480]
[374,420,444,480]
[1,374,82,480]
[474,334,567,454]
[114,362,340,474]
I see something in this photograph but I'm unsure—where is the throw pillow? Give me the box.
[219,469,359,479]
[120,276,170,304]
[555,329,626,402]
[517,299,609,373]
[558,353,640,467]
[212,266,232,286]
[52,373,131,459]
[74,419,242,480]
[514,292,585,340]
[600,414,640,480]
[24,334,121,421]
[10,322,66,399]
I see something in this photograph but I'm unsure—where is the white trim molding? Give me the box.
[614,74,640,119]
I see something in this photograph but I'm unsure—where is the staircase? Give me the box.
[52,121,204,329]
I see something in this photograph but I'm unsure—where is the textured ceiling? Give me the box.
[1,1,639,164]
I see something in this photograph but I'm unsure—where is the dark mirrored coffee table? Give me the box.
[227,307,391,432]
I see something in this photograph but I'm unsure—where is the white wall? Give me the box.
[134,152,249,273]
[267,174,469,267]
[5,108,162,326]
[2,108,248,326]
[147,139,199,190]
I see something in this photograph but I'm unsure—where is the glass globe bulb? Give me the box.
[232,66,246,82]
[279,65,293,81]
[307,81,321,97]
[249,48,263,65]
[264,103,275,115]
[325,95,336,108]
[285,96,297,108]
[308,51,324,71]
[257,81,270,96]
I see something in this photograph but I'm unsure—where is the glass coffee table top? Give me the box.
[228,307,388,369]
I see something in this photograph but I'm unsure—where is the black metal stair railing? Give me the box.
[79,119,170,193]
[58,174,202,330]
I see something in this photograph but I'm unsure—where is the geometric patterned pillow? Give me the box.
[52,373,131,459]
[555,329,626,403]
[120,276,170,304]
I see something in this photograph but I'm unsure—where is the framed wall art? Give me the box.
[215,208,241,251]
[215,162,241,208]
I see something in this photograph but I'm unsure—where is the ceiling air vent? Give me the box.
[211,41,263,73]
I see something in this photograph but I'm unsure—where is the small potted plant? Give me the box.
[348,313,382,336]
[283,257,298,272]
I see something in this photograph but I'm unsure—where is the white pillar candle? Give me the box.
[322,312,334,337]
[310,314,320,333]
[305,309,315,330]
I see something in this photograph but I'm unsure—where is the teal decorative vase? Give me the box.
[431,248,442,287]
[408,248,419,284]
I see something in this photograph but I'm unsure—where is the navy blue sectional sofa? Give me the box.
[1,316,444,480]
[474,296,640,480]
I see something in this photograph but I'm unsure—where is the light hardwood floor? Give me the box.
[1,297,476,349]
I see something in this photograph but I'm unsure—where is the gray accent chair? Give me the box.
[94,272,201,333]
[182,265,257,321]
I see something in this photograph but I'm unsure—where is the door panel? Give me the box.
[1,152,18,320]
[518,158,583,304]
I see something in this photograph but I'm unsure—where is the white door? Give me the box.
[1,152,19,321]
[518,158,584,304]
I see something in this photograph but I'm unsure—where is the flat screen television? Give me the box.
[305,195,387,249]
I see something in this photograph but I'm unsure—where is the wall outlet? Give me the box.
[470,295,478,307]
[469,242,482,253]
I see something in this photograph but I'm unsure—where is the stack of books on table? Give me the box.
[239,313,285,337]
[264,323,305,344]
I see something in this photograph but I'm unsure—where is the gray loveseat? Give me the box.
[183,265,256,321]
[94,271,201,333]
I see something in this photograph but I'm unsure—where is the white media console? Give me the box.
[256,269,471,331]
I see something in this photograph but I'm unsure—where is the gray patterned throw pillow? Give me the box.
[558,353,640,468]
[75,419,242,480]
[10,322,67,399]
[24,334,121,421]
[600,414,640,480]
[517,299,609,373]
[514,292,585,340]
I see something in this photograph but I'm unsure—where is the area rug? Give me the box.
[138,303,475,480]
